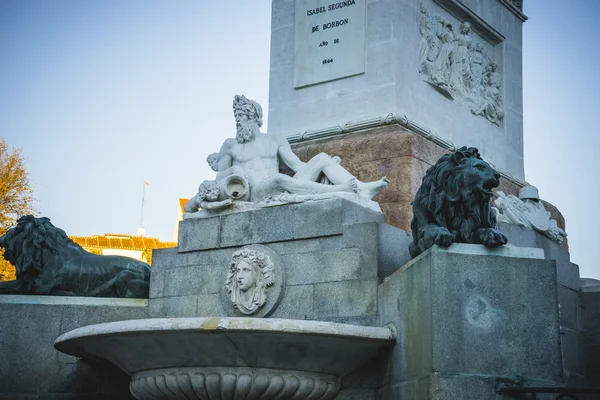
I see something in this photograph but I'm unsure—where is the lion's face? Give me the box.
[453,156,500,198]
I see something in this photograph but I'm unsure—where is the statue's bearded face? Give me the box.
[235,110,257,144]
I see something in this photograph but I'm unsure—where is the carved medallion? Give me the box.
[222,244,285,317]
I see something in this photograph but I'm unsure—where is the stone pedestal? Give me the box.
[377,244,563,399]
[0,296,148,399]
[269,0,527,179]
[580,284,600,389]
[150,199,412,325]
[290,125,567,237]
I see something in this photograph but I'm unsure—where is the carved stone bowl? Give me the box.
[54,318,395,400]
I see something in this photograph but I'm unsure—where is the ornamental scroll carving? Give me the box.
[419,3,504,126]
[493,186,567,245]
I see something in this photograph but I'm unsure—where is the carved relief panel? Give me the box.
[222,244,285,317]
[418,1,505,126]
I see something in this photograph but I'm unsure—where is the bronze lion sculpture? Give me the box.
[0,215,150,298]
[409,146,507,258]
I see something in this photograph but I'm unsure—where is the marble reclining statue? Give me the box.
[184,95,389,215]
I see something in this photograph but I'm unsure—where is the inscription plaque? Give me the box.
[293,0,366,88]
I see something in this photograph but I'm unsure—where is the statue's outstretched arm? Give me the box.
[276,136,305,173]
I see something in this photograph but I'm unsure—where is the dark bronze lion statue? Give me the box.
[0,215,150,298]
[409,146,507,258]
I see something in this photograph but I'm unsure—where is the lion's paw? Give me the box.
[434,227,456,248]
[479,228,507,248]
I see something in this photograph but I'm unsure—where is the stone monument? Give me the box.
[1,1,599,398]
[269,0,528,230]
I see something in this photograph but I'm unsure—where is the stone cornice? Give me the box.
[497,0,528,22]
[285,112,529,188]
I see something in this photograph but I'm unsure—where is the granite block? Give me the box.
[0,304,63,393]
[164,295,198,317]
[378,245,563,388]
[336,388,375,400]
[313,279,377,320]
[430,250,561,381]
[342,200,384,225]
[252,205,296,243]
[292,199,343,238]
[178,216,220,252]
[283,248,361,285]
[378,223,412,279]
[149,259,165,299]
[171,248,236,269]
[581,333,600,375]
[196,293,225,317]
[148,298,166,318]
[266,238,321,255]
[581,292,600,334]
[152,247,179,268]
[270,284,314,320]
[320,222,379,280]
[219,210,255,247]
[0,300,146,397]
[163,265,221,297]
[561,327,582,375]
[58,304,147,335]
[377,253,433,386]
[558,285,580,330]
[497,223,579,290]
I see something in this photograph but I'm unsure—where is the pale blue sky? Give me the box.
[1,1,599,279]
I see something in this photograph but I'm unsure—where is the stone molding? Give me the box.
[130,367,340,400]
[285,112,528,188]
[498,0,528,21]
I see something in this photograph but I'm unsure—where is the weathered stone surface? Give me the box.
[163,264,221,297]
[498,222,577,288]
[196,293,226,317]
[378,224,412,280]
[314,279,378,320]
[558,285,580,330]
[283,248,361,285]
[0,297,147,397]
[270,284,314,320]
[378,244,563,390]
[163,295,198,317]
[291,127,567,242]
[319,222,379,280]
[561,327,582,377]
[581,291,600,334]
[178,215,221,252]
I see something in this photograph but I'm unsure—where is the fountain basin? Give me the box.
[55,317,395,399]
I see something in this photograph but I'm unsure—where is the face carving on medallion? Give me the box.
[236,261,257,292]
[225,249,275,315]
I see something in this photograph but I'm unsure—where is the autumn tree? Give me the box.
[0,138,36,281]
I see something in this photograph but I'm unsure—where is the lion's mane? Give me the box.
[409,147,505,257]
[0,215,150,298]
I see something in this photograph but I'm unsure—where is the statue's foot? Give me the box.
[356,177,389,199]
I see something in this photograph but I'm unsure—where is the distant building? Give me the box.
[70,234,177,265]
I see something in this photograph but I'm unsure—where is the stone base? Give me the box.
[152,199,412,322]
[580,289,600,389]
[377,244,563,399]
[0,295,148,399]
[290,125,566,237]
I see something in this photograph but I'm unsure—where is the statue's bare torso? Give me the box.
[218,134,290,188]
